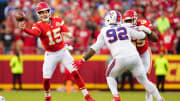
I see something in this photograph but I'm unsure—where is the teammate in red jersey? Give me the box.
[18,2,95,101]
[123,10,158,101]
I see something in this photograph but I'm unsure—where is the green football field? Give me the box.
[0,90,180,101]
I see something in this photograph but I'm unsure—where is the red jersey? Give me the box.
[76,29,90,48]
[32,17,69,52]
[161,32,176,51]
[132,19,153,55]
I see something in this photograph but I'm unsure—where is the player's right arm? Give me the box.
[83,32,105,61]
[19,21,40,37]
[129,27,147,39]
[83,30,106,59]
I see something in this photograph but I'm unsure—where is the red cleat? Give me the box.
[160,98,165,101]
[45,96,51,101]
[112,96,121,101]
[85,94,95,101]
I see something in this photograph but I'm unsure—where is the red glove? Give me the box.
[73,59,85,70]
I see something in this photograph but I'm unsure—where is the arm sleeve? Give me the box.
[23,24,41,37]
[61,25,69,32]
[57,17,69,32]
[90,32,105,52]
[129,28,146,39]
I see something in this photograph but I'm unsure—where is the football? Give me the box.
[0,96,5,101]
[15,11,25,21]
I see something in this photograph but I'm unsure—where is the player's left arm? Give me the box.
[138,19,158,42]
[138,25,158,42]
[61,25,72,38]
[58,19,72,38]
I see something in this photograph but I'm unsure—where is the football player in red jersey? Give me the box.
[123,10,158,101]
[18,2,95,101]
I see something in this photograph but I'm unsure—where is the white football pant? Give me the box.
[43,48,76,79]
[140,48,153,101]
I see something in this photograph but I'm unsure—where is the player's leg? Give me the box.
[43,52,60,101]
[106,59,127,101]
[140,48,153,101]
[132,56,164,101]
[140,48,152,76]
[136,73,164,101]
[62,49,95,101]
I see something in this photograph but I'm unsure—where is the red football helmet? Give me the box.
[123,10,137,25]
[35,2,51,21]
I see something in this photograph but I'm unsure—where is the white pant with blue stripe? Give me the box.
[106,54,145,78]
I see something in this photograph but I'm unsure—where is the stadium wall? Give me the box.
[0,55,180,90]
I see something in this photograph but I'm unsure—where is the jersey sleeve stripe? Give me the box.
[60,21,64,26]
[32,27,41,33]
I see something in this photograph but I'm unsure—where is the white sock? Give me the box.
[45,92,51,97]
[106,77,119,96]
[81,89,88,96]
[145,91,153,101]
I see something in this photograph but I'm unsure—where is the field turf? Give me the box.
[0,90,180,101]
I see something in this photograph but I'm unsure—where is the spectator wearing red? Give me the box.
[64,18,77,46]
[23,35,36,54]
[168,2,180,30]
[109,0,122,10]
[176,29,180,54]
[160,28,177,54]
[150,42,160,54]
[73,37,84,54]
[75,23,91,49]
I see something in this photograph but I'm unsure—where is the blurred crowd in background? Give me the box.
[0,0,180,55]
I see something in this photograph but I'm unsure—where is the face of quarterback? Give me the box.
[38,9,50,22]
